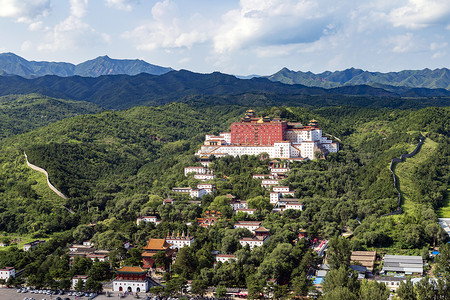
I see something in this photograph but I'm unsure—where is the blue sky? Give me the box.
[0,0,449,75]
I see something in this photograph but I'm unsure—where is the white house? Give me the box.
[72,275,89,289]
[261,179,280,188]
[253,174,274,179]
[270,167,290,175]
[236,208,256,215]
[284,202,303,211]
[197,184,215,194]
[184,166,208,176]
[0,267,15,280]
[165,233,195,249]
[230,200,248,210]
[270,192,280,204]
[136,216,160,225]
[273,186,290,192]
[86,253,109,262]
[172,187,191,193]
[193,173,215,181]
[215,254,236,264]
[374,277,405,292]
[23,240,45,251]
[239,236,269,250]
[270,190,296,205]
[234,221,262,232]
[189,189,208,199]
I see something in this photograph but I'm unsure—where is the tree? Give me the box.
[59,278,72,290]
[397,278,417,300]
[75,278,85,292]
[414,277,438,300]
[434,243,450,275]
[322,266,360,295]
[247,275,265,299]
[326,236,351,270]
[73,224,94,243]
[149,286,164,296]
[153,251,170,269]
[123,247,143,267]
[424,223,441,247]
[248,196,272,212]
[89,261,113,281]
[257,243,295,283]
[321,286,357,300]
[215,284,227,298]
[172,247,198,278]
[359,280,389,300]
[292,271,310,297]
[190,278,208,297]
[165,276,187,297]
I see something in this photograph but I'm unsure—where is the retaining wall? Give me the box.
[382,135,425,217]
[24,152,68,199]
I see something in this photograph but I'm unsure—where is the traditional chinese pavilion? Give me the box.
[142,238,175,269]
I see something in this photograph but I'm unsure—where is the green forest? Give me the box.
[0,94,448,298]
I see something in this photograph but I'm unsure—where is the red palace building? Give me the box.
[230,110,287,146]
[196,109,339,160]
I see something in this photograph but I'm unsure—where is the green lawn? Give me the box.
[437,195,450,218]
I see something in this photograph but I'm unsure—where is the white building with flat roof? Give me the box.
[234,221,262,232]
[184,166,208,176]
[0,267,15,280]
[215,254,236,264]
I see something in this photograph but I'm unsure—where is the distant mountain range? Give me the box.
[0,52,173,78]
[267,67,450,90]
[2,52,450,91]
[0,70,449,110]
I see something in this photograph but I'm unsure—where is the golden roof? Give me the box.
[257,117,264,123]
[142,238,172,251]
[116,266,147,274]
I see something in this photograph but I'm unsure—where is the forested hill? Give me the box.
[0,103,447,252]
[0,94,101,139]
[1,71,450,109]
[268,67,450,90]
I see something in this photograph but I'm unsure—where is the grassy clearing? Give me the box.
[394,138,438,213]
[437,194,450,218]
[28,165,65,204]
[0,233,50,251]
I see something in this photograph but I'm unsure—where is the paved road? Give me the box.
[0,289,145,300]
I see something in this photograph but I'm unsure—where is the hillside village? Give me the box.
[0,107,448,300]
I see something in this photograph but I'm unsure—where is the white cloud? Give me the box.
[70,0,88,18]
[389,33,415,53]
[0,0,50,22]
[123,0,209,50]
[105,0,137,12]
[28,20,44,31]
[213,0,338,53]
[389,0,450,29]
[38,0,110,51]
[21,41,33,51]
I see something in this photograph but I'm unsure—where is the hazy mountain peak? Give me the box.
[0,52,173,78]
[268,67,450,90]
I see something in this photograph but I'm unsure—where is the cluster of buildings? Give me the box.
[313,249,425,292]
[68,241,110,264]
[196,110,338,160]
[112,233,196,293]
[171,166,216,199]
